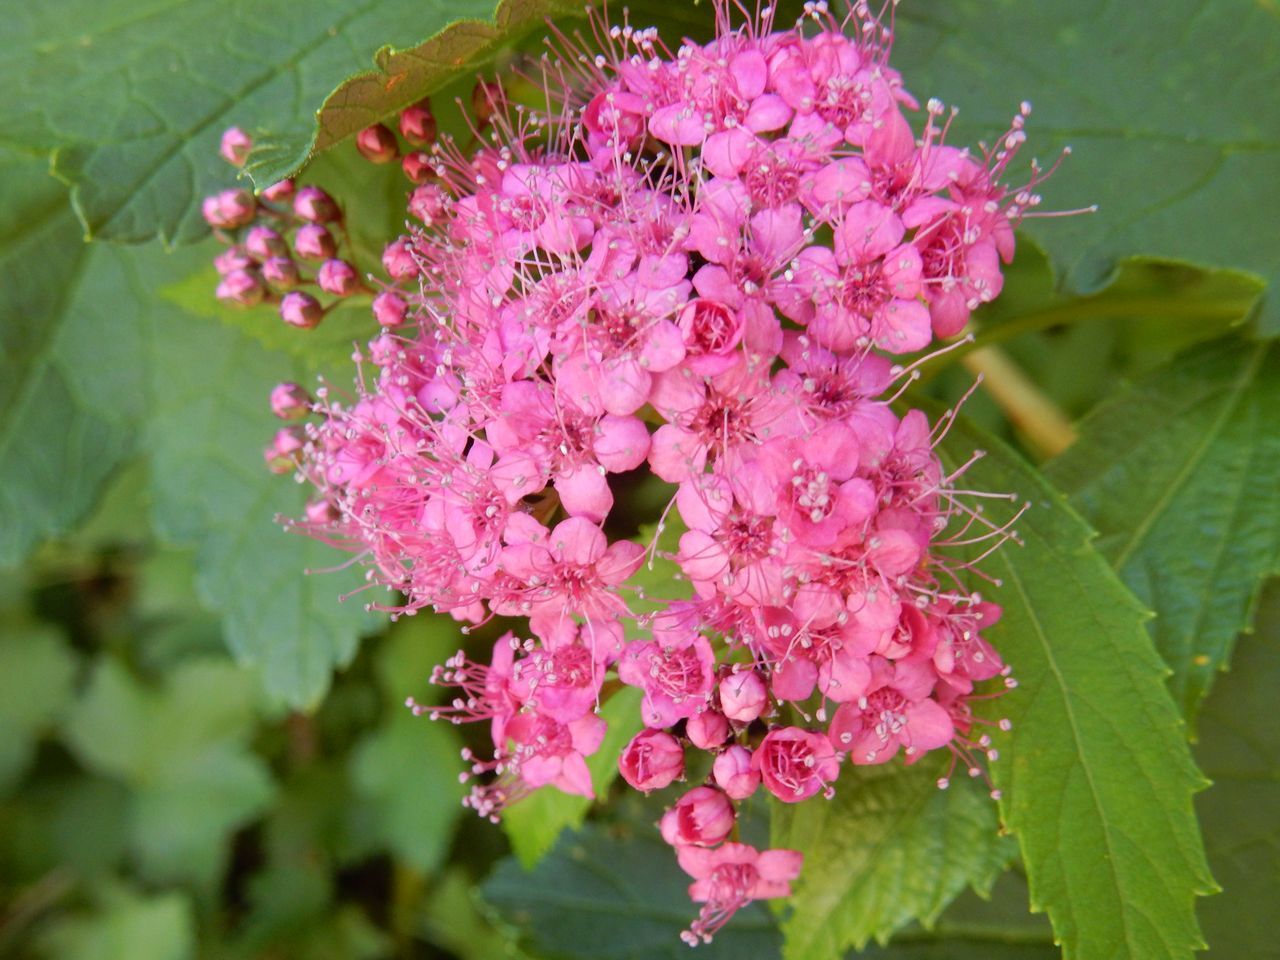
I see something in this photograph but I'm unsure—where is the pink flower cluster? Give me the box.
[204,0,1049,943]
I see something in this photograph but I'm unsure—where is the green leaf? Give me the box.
[61,656,275,887]
[482,822,782,959]
[349,618,468,874]
[144,285,382,708]
[1045,338,1280,720]
[501,685,644,868]
[0,622,78,792]
[245,0,584,187]
[4,0,577,244]
[1192,579,1280,958]
[934,412,1215,959]
[0,148,147,564]
[851,872,1058,959]
[36,885,195,960]
[771,759,1016,958]
[891,0,1280,333]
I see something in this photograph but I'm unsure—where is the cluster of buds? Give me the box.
[210,0,1060,943]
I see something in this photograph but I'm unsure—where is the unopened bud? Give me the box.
[304,499,340,525]
[261,256,300,289]
[686,709,730,750]
[280,291,324,329]
[381,238,418,280]
[318,258,360,297]
[712,745,761,800]
[356,123,399,164]
[294,185,339,223]
[718,670,768,724]
[245,225,288,259]
[372,290,408,327]
[213,246,253,275]
[472,79,506,126]
[270,382,311,419]
[215,268,265,307]
[202,189,256,230]
[293,224,336,260]
[219,127,252,167]
[399,100,437,145]
[402,151,433,184]
[264,427,304,474]
[262,179,295,202]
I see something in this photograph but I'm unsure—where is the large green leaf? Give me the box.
[143,285,382,708]
[852,872,1058,960]
[0,621,78,792]
[771,760,1015,958]
[36,885,195,960]
[61,656,275,888]
[1046,338,1280,720]
[891,0,1280,334]
[0,148,147,564]
[3,0,577,244]
[482,822,782,959]
[1192,579,1280,957]
[936,413,1214,959]
[349,617,466,873]
[245,0,582,187]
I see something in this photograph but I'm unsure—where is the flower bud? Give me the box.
[381,238,418,280]
[408,183,448,225]
[659,786,735,848]
[294,185,339,223]
[264,427,304,474]
[262,179,295,202]
[215,268,265,307]
[202,189,256,229]
[472,79,506,126]
[619,729,685,793]
[356,123,399,164]
[280,291,324,329]
[399,100,437,146]
[712,746,761,800]
[219,127,252,167]
[261,256,301,289]
[372,290,408,327]
[318,259,360,297]
[270,382,311,419]
[686,709,730,750]
[304,499,340,525]
[402,151,433,184]
[213,246,253,275]
[293,224,336,261]
[245,225,288,260]
[718,670,768,724]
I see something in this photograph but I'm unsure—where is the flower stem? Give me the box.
[962,346,1078,459]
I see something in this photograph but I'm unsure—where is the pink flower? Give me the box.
[686,709,730,750]
[497,517,645,637]
[660,786,735,847]
[619,729,685,792]
[618,631,716,728]
[752,727,840,803]
[677,843,803,945]
[506,711,606,797]
[828,657,954,764]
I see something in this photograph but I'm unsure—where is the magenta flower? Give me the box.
[752,727,841,803]
[677,843,803,945]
